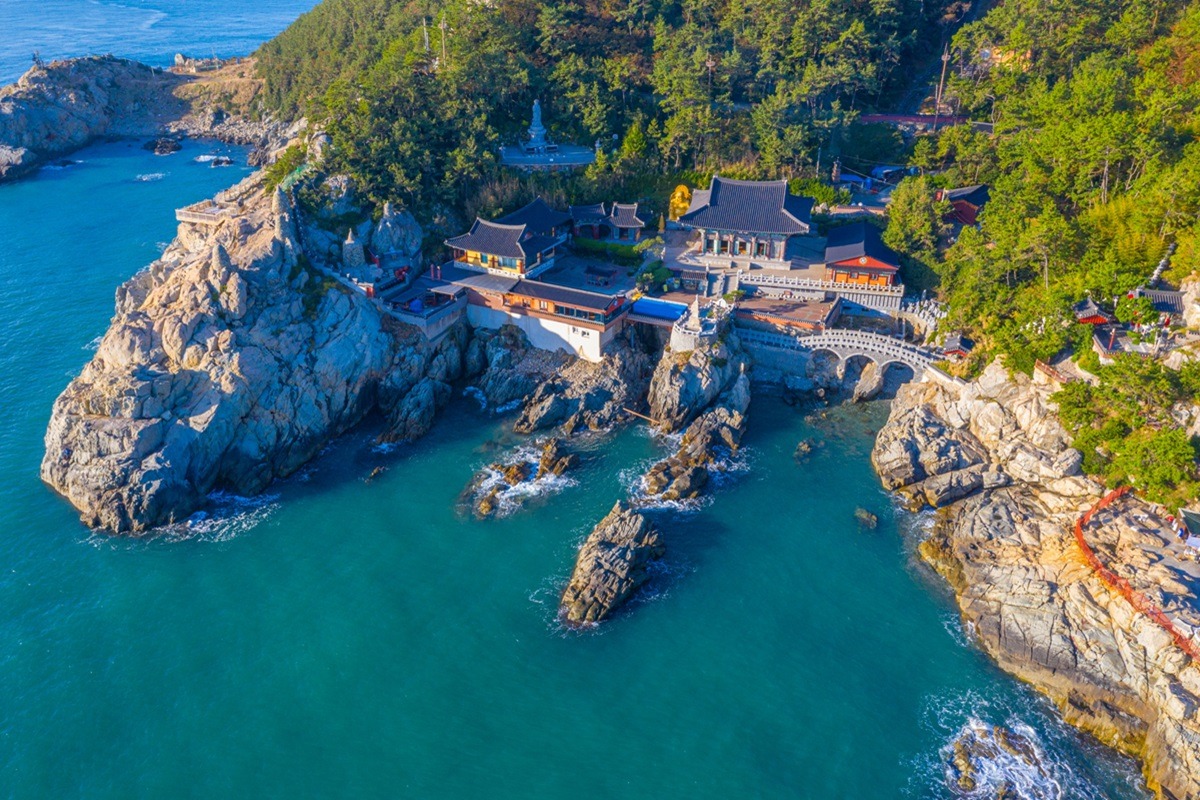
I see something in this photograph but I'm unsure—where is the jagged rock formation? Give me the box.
[559,502,663,626]
[647,329,748,432]
[1,56,294,182]
[851,361,884,402]
[0,57,188,180]
[515,340,655,434]
[472,326,570,409]
[370,202,423,267]
[41,173,467,532]
[873,360,1200,799]
[642,373,750,501]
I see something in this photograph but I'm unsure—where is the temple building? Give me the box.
[445,218,560,278]
[937,185,990,226]
[496,197,573,242]
[569,202,646,242]
[434,263,629,361]
[678,176,814,266]
[823,222,902,287]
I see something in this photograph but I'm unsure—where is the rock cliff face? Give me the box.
[643,373,750,502]
[647,330,748,432]
[41,173,467,532]
[515,340,655,434]
[559,502,663,626]
[873,361,1200,799]
[1,56,293,181]
[0,56,190,180]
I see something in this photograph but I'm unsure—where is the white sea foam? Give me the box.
[134,172,166,182]
[83,335,102,351]
[166,491,280,542]
[909,689,1126,800]
[463,386,487,410]
[939,717,1067,799]
[470,442,578,517]
[193,154,218,163]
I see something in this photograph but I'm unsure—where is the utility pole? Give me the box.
[815,146,821,181]
[933,43,950,132]
[422,17,430,54]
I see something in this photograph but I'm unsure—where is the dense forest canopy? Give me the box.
[256,0,962,217]
[255,0,1200,502]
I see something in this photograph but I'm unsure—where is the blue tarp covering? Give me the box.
[632,298,688,321]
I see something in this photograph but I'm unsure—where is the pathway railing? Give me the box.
[1073,487,1200,662]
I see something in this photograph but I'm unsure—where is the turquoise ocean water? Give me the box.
[0,4,1152,797]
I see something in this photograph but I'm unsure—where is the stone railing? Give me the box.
[737,327,939,372]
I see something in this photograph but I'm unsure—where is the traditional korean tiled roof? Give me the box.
[445,219,557,261]
[495,197,572,236]
[679,177,812,234]
[608,202,645,229]
[1072,297,1114,321]
[512,279,625,312]
[823,222,900,269]
[944,185,990,207]
[944,331,974,354]
[569,203,607,225]
[1136,287,1186,315]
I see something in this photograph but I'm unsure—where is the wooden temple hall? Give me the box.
[679,176,815,264]
[444,198,572,278]
[569,202,646,241]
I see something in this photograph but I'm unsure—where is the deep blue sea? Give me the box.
[0,0,320,83]
[0,4,1151,798]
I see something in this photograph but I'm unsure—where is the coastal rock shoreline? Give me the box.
[1,55,293,182]
[873,361,1200,800]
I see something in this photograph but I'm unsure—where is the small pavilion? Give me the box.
[570,202,647,242]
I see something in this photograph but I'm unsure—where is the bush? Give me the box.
[263,145,307,193]
[571,236,643,266]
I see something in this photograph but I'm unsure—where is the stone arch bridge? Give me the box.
[736,327,941,378]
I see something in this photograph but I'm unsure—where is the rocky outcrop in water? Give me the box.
[467,438,578,518]
[41,173,468,532]
[515,340,655,434]
[642,373,750,502]
[559,502,663,626]
[647,330,748,432]
[873,361,1200,799]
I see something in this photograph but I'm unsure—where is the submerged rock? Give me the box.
[854,507,878,529]
[559,502,663,626]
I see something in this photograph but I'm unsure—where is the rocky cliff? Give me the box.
[42,173,468,532]
[1,56,190,180]
[873,361,1200,799]
[647,328,748,432]
[1,56,292,181]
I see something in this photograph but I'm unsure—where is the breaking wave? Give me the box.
[909,689,1138,800]
[134,172,166,182]
[468,442,578,517]
[168,491,281,543]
